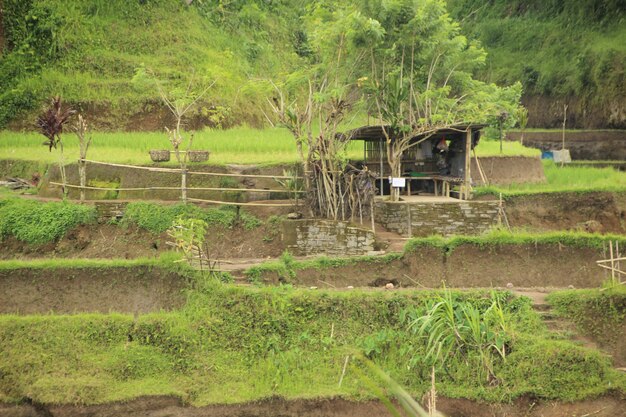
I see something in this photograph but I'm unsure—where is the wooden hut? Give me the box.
[343,124,485,200]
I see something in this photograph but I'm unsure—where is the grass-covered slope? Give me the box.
[0,0,304,129]
[447,0,626,128]
[0,285,622,405]
[1,0,624,130]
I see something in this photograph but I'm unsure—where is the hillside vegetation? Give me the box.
[0,0,624,130]
[0,0,305,129]
[447,0,626,128]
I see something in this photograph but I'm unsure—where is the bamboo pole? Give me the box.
[463,129,472,200]
[610,241,616,283]
[80,159,302,179]
[187,198,292,207]
[596,264,626,276]
[49,182,304,193]
[473,149,488,185]
[596,256,626,264]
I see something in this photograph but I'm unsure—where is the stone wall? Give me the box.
[281,219,377,256]
[375,200,501,237]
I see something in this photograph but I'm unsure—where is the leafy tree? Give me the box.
[290,0,522,202]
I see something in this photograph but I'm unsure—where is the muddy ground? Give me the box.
[1,395,624,417]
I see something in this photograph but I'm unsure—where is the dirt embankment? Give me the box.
[506,129,626,160]
[0,266,187,315]
[263,244,606,289]
[523,95,626,130]
[1,395,624,417]
[472,156,545,185]
[503,192,626,234]
[1,221,287,261]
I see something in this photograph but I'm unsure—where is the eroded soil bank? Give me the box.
[477,191,626,234]
[506,129,626,160]
[0,266,187,314]
[0,222,286,261]
[260,244,606,289]
[1,395,624,417]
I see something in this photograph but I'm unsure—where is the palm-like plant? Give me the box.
[37,97,75,151]
[36,97,76,197]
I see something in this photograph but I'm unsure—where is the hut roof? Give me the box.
[340,123,487,142]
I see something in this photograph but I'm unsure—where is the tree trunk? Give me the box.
[78,161,86,201]
[389,156,402,202]
[181,168,187,203]
[58,141,67,199]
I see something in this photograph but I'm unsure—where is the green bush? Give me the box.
[122,202,261,234]
[0,198,96,244]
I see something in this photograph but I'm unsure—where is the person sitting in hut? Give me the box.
[434,138,451,175]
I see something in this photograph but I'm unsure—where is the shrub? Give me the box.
[0,198,96,244]
[122,202,261,234]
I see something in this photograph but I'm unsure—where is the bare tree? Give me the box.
[75,114,92,201]
[154,74,216,203]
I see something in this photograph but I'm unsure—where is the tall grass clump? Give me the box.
[403,289,511,382]
[122,202,261,234]
[0,198,95,244]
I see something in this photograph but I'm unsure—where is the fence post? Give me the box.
[181,169,188,203]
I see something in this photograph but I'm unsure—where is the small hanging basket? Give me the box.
[188,150,210,162]
[149,150,171,162]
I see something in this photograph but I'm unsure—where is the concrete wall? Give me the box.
[282,219,377,256]
[375,200,501,237]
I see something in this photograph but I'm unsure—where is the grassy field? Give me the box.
[476,160,626,197]
[0,129,539,166]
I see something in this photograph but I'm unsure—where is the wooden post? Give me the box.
[78,160,86,201]
[181,169,187,203]
[463,128,472,200]
[379,140,384,197]
[561,104,568,168]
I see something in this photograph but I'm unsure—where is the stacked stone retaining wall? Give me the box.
[281,219,377,256]
[375,200,501,237]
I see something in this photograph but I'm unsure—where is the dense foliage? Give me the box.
[0,197,95,244]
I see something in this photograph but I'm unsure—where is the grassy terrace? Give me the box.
[476,160,626,197]
[0,128,538,166]
[0,283,623,406]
